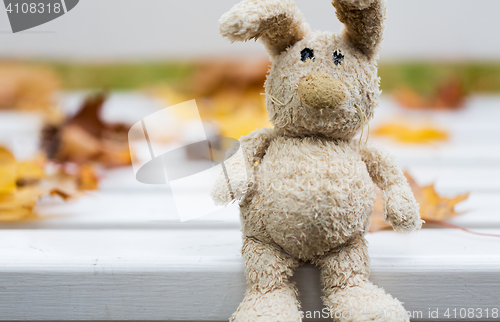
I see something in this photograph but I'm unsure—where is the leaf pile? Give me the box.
[394,77,466,110]
[42,92,132,168]
[369,172,469,232]
[0,147,98,221]
[148,60,272,140]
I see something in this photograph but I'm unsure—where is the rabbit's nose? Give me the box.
[297,73,347,109]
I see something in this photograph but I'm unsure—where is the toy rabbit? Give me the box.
[211,1,423,321]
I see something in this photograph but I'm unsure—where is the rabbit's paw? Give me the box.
[384,185,423,233]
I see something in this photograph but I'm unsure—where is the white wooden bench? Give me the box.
[0,94,499,321]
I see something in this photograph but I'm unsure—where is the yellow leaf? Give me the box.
[0,147,17,194]
[218,107,272,139]
[373,121,448,144]
[0,146,99,221]
[0,186,43,221]
[17,155,46,185]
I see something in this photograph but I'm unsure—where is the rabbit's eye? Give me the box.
[301,48,315,62]
[333,50,344,66]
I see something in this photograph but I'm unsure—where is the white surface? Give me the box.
[1,0,500,60]
[0,190,486,230]
[0,229,499,321]
[0,93,499,321]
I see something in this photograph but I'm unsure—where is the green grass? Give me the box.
[378,62,500,94]
[41,61,196,90]
[19,60,500,94]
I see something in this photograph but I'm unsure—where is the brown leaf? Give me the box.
[66,93,107,138]
[42,163,99,200]
[394,77,466,110]
[190,60,269,97]
[43,92,132,168]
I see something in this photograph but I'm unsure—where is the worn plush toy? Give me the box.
[211,0,423,321]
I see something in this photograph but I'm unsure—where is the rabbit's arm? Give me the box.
[360,144,423,232]
[333,0,386,58]
[211,128,277,206]
[239,127,278,165]
[218,0,309,56]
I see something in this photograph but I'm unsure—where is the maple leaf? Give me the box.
[42,92,132,168]
[0,146,99,221]
[368,172,469,232]
[404,172,469,222]
[0,186,44,221]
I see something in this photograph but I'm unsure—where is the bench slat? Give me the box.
[0,190,496,230]
[0,229,498,321]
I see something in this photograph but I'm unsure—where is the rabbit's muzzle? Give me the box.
[297,72,347,109]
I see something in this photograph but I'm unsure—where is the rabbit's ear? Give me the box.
[219,0,309,57]
[333,0,386,59]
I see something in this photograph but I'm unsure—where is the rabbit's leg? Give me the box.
[314,234,408,322]
[231,237,302,322]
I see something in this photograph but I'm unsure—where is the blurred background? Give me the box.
[1,0,499,225]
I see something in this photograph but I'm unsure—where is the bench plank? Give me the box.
[0,190,496,230]
[0,229,498,321]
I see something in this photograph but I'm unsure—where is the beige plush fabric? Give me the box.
[213,0,422,321]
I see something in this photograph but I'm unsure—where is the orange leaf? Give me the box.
[78,164,99,191]
[404,172,469,222]
[369,172,469,232]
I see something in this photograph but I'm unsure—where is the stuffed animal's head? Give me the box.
[219,0,386,140]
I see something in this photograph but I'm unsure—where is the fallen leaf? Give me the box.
[0,186,44,221]
[42,92,132,168]
[149,59,272,142]
[394,77,466,110]
[0,147,17,194]
[404,172,469,222]
[0,146,99,221]
[372,121,449,144]
[77,163,99,191]
[16,154,47,186]
[369,172,469,232]
[0,63,59,113]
